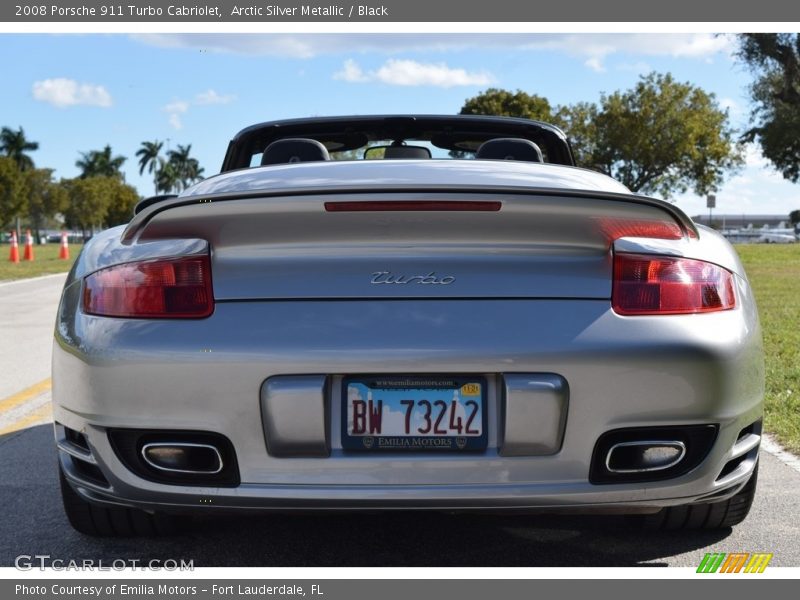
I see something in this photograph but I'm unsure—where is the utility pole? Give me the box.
[707,194,716,229]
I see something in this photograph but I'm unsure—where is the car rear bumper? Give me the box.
[53,287,763,514]
[59,445,758,515]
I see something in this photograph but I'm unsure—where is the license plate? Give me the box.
[341,376,487,452]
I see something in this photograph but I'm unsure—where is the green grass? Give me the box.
[0,243,82,282]
[736,245,800,454]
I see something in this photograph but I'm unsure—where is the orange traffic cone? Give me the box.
[8,231,19,263]
[58,231,70,260]
[23,229,34,261]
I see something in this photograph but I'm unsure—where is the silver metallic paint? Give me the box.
[261,375,330,457]
[126,192,692,301]
[183,160,632,198]
[500,374,568,457]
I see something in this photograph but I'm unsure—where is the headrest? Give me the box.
[475,138,543,163]
[383,145,432,159]
[261,138,330,165]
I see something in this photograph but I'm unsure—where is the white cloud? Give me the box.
[667,34,732,58]
[163,100,189,114]
[375,59,494,87]
[194,89,236,105]
[32,78,112,108]
[134,33,341,58]
[520,33,732,72]
[133,33,484,58]
[333,59,369,82]
[672,143,798,216]
[162,91,234,130]
[163,100,188,130]
[719,97,744,118]
[334,59,494,88]
[743,143,771,169]
[524,33,731,59]
[133,34,733,71]
[584,57,606,73]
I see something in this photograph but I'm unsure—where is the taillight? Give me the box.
[83,256,213,318]
[595,217,685,241]
[612,253,735,315]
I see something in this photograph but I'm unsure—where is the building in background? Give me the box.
[692,214,798,243]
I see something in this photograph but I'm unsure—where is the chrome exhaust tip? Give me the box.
[109,429,240,486]
[605,440,686,473]
[141,442,223,475]
[590,424,717,484]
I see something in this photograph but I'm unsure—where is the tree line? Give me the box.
[458,72,745,200]
[0,130,204,240]
[458,35,800,219]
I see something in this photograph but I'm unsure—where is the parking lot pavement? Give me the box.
[0,415,798,567]
[0,273,66,400]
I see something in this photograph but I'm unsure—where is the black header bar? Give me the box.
[3,0,800,22]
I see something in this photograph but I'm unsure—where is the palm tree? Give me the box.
[135,140,163,195]
[166,144,205,191]
[0,126,39,171]
[76,145,127,179]
[182,156,204,187]
[156,161,179,194]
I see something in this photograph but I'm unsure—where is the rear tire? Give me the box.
[644,463,758,530]
[59,466,184,537]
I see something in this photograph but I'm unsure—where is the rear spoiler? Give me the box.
[122,185,698,244]
[134,194,178,215]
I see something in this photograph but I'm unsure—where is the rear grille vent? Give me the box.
[55,423,111,489]
[718,454,748,480]
[736,420,761,443]
[716,419,761,484]
[65,427,90,452]
[69,455,109,487]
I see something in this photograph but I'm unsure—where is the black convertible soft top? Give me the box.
[220,114,575,171]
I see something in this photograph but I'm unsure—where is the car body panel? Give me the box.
[189,160,629,197]
[54,277,762,505]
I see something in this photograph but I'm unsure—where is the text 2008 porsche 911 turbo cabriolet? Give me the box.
[53,115,763,536]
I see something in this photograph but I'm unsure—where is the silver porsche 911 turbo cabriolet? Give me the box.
[53,115,763,536]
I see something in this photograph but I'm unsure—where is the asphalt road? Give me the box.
[0,274,65,400]
[1,274,799,567]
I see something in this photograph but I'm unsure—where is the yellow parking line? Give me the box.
[0,378,52,415]
[0,402,53,436]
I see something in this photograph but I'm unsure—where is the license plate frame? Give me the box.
[341,375,488,452]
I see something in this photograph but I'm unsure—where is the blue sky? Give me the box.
[1,33,798,219]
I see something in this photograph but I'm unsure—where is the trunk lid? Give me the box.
[126,190,693,301]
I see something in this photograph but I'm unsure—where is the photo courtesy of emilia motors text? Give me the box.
[1,0,800,596]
